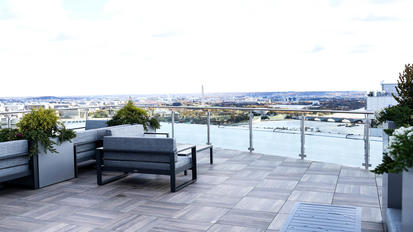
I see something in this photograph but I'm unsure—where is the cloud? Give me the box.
[369,0,404,4]
[51,33,75,42]
[360,14,400,22]
[351,45,372,54]
[152,32,177,38]
[309,45,325,53]
[0,1,15,20]
[1,0,413,96]
[328,0,342,7]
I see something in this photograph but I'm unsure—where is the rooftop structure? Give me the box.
[367,83,398,115]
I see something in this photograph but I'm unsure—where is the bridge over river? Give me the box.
[292,116,364,123]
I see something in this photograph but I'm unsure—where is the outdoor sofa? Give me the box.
[97,136,197,192]
[0,140,32,184]
[73,124,168,177]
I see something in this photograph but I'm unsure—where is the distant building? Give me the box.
[366,83,398,114]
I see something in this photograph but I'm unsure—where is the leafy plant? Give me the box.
[393,64,413,108]
[149,117,161,130]
[107,100,160,131]
[17,108,76,156]
[373,126,413,174]
[93,110,109,118]
[373,64,413,174]
[0,128,23,142]
[375,104,413,135]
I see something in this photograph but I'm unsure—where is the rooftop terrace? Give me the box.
[0,148,383,232]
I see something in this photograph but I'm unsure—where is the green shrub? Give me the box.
[17,108,76,156]
[375,104,413,135]
[0,128,22,142]
[107,101,160,131]
[374,126,413,174]
[93,110,109,118]
[393,64,413,108]
[373,64,413,174]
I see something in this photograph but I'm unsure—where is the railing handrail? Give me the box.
[0,105,375,115]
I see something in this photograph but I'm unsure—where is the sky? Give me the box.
[0,0,412,97]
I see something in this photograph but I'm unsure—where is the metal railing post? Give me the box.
[171,110,175,139]
[207,111,211,145]
[248,111,254,152]
[363,114,371,170]
[299,113,306,159]
[7,115,11,129]
[85,109,89,121]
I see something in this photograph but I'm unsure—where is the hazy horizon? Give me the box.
[1,0,412,97]
[0,90,368,99]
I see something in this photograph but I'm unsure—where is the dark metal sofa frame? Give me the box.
[73,130,169,178]
[96,144,196,192]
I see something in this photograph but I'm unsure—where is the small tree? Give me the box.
[393,64,413,108]
[93,110,109,118]
[107,101,160,131]
[373,64,413,174]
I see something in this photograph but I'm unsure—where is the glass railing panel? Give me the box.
[302,113,382,168]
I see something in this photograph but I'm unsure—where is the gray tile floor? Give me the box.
[0,148,383,232]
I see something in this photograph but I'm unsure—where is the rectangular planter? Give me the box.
[402,168,413,231]
[33,138,75,188]
[382,121,403,232]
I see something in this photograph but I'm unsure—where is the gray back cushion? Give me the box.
[74,128,110,144]
[0,140,28,158]
[106,125,145,137]
[0,140,30,170]
[85,120,108,130]
[74,130,98,144]
[103,137,176,163]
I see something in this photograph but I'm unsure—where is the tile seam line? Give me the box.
[264,159,311,230]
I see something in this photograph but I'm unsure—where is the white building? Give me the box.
[366,83,398,113]
[367,83,398,137]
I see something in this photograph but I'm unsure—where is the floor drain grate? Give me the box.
[281,203,361,232]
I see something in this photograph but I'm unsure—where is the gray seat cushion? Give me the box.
[104,156,191,171]
[0,165,31,178]
[76,150,96,162]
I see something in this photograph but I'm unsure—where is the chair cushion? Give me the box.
[106,125,145,137]
[85,120,108,130]
[104,156,191,171]
[74,127,109,143]
[75,142,96,153]
[0,156,29,169]
[76,150,96,163]
[0,165,30,178]
[104,136,176,153]
[0,140,28,159]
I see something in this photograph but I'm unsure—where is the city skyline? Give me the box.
[1,0,412,97]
